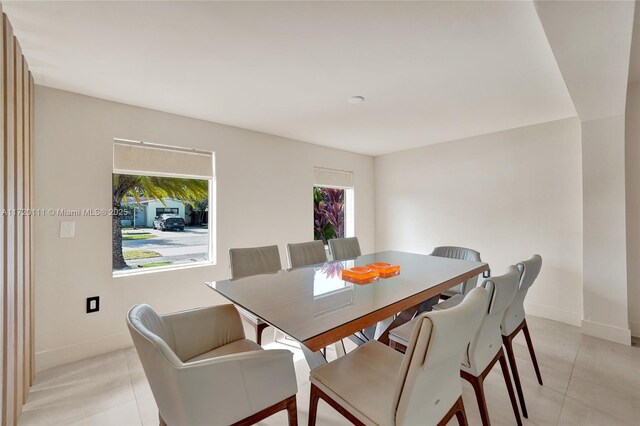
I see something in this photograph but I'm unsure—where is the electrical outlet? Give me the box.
[86,296,100,313]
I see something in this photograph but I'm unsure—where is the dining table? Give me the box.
[206,250,488,369]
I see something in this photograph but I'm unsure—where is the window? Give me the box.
[112,140,215,273]
[313,167,354,245]
[156,207,179,216]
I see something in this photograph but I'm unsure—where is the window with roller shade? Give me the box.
[313,167,354,245]
[112,140,215,274]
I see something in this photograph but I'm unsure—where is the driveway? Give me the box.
[122,227,209,267]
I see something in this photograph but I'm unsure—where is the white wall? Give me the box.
[626,83,640,337]
[581,114,630,344]
[375,118,583,326]
[34,86,375,371]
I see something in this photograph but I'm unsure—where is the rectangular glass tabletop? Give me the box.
[206,250,488,351]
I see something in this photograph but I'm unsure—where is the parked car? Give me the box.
[153,214,185,231]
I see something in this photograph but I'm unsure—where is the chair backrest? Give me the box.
[229,245,282,279]
[328,237,361,261]
[431,246,481,262]
[431,246,482,295]
[286,240,328,268]
[502,255,542,336]
[127,304,184,424]
[392,288,490,425]
[466,265,520,375]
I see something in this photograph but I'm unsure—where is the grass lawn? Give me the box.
[122,233,156,241]
[138,261,173,268]
[123,250,161,260]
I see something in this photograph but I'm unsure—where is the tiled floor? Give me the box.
[19,316,640,426]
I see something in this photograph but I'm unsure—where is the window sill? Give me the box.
[112,260,215,278]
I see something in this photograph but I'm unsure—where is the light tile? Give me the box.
[571,335,640,397]
[19,351,136,426]
[70,400,142,426]
[123,347,152,399]
[558,375,640,426]
[135,393,159,426]
[511,316,581,376]
[18,317,640,426]
[509,350,572,395]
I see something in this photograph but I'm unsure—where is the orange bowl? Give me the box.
[366,263,400,275]
[342,275,379,285]
[342,267,379,281]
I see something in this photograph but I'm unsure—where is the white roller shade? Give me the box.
[313,167,353,188]
[113,141,213,179]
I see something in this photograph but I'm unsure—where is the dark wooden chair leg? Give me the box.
[498,349,523,426]
[437,396,467,426]
[308,383,366,426]
[159,413,167,426]
[232,395,297,425]
[286,395,298,426]
[308,384,320,426]
[461,372,491,426]
[502,335,528,418]
[522,320,543,385]
[455,397,469,426]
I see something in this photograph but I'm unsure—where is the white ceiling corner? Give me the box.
[534,0,635,122]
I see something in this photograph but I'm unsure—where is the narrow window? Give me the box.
[313,167,354,245]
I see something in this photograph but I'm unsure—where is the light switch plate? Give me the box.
[86,296,99,313]
[60,221,76,238]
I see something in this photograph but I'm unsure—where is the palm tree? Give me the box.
[112,174,208,270]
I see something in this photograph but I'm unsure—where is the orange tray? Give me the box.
[366,263,400,275]
[342,267,380,281]
[379,270,400,279]
[342,275,379,285]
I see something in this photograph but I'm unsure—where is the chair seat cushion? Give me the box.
[186,338,262,363]
[310,341,403,425]
[432,294,464,311]
[388,319,416,347]
[442,283,463,298]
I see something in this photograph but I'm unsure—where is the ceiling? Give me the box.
[534,0,635,121]
[4,1,576,156]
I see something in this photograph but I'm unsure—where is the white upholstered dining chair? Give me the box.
[308,287,490,426]
[328,236,361,260]
[501,254,543,419]
[388,266,522,426]
[229,244,282,345]
[127,304,298,426]
[286,240,328,268]
[431,246,482,298]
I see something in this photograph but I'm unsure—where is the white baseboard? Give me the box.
[581,319,631,345]
[524,302,582,327]
[35,332,133,373]
[628,320,640,338]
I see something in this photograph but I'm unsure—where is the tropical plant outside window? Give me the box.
[112,174,209,271]
[314,186,345,245]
